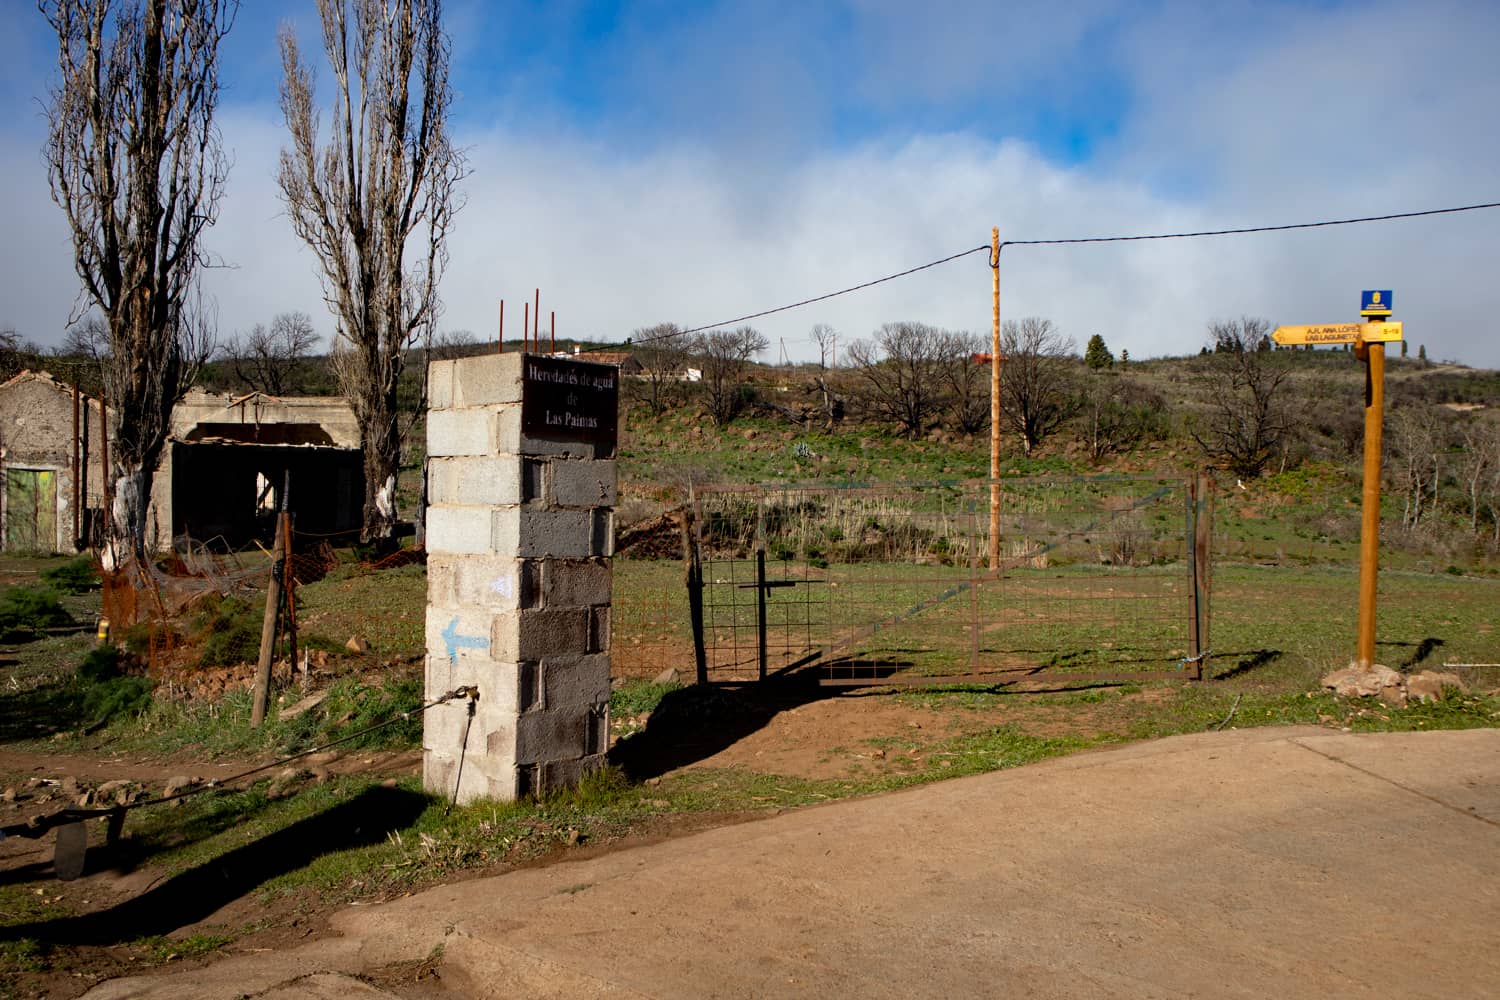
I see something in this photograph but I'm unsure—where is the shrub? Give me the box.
[192,594,263,668]
[0,585,73,638]
[76,646,153,724]
[83,676,153,723]
[77,645,123,683]
[40,556,100,594]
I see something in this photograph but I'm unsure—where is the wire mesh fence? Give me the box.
[681,476,1211,686]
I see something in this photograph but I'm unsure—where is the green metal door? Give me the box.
[4,469,58,552]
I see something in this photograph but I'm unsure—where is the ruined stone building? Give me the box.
[0,370,106,552]
[1,373,364,553]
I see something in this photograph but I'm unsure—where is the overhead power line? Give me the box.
[997,200,1500,252]
[679,244,991,335]
[610,200,1500,349]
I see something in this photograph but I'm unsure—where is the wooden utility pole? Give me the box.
[498,299,505,352]
[988,227,1002,570]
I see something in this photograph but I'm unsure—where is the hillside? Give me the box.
[614,349,1500,575]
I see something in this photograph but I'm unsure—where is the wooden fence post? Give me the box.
[251,513,285,727]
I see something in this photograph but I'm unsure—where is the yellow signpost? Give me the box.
[1271,321,1403,346]
[1274,302,1399,669]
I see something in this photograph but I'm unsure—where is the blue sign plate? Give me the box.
[1360,289,1393,316]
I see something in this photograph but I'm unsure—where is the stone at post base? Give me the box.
[1321,663,1407,707]
[1406,670,1466,704]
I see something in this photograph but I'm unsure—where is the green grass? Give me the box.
[295,561,426,655]
[129,934,233,963]
[610,678,681,717]
[618,411,1071,487]
[72,672,425,759]
[1210,564,1500,680]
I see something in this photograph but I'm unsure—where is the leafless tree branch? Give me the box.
[277,0,466,542]
[694,326,767,426]
[999,316,1077,454]
[41,0,236,556]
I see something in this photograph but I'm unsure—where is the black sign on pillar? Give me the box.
[519,355,620,443]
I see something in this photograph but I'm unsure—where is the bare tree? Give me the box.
[1387,404,1447,532]
[1486,424,1500,549]
[939,329,988,435]
[1191,318,1292,478]
[999,316,1077,454]
[278,0,466,543]
[0,328,34,382]
[41,0,232,555]
[429,327,477,361]
[811,323,837,369]
[57,313,109,364]
[845,322,951,439]
[807,324,842,427]
[1456,415,1498,537]
[694,325,767,426]
[1078,374,1167,463]
[224,311,319,395]
[630,323,689,416]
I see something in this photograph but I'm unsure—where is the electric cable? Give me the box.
[677,244,993,335]
[997,201,1500,253]
[588,199,1500,351]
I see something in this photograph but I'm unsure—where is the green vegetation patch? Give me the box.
[0,585,73,639]
[39,556,100,595]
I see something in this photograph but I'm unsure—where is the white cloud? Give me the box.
[4,0,1498,371]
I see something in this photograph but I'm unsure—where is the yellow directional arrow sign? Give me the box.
[1272,321,1403,346]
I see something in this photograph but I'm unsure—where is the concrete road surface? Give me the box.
[84,726,1500,999]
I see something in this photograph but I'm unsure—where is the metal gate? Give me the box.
[684,476,1212,687]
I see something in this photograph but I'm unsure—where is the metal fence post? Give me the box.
[755,499,768,682]
[682,494,708,685]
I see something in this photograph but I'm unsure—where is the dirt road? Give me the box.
[83,726,1500,999]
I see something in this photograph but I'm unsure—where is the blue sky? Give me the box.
[3,0,1499,366]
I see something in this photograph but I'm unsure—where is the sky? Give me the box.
[2,0,1499,367]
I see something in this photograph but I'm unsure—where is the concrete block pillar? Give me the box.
[423,352,618,803]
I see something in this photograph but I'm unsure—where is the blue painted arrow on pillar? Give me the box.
[442,616,488,664]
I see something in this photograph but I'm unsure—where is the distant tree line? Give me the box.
[610,310,1500,547]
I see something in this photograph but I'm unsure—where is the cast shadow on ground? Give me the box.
[0,785,428,946]
[1390,637,1445,669]
[610,671,841,782]
[0,777,291,891]
[608,659,1144,781]
[1210,649,1284,681]
[0,679,86,743]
